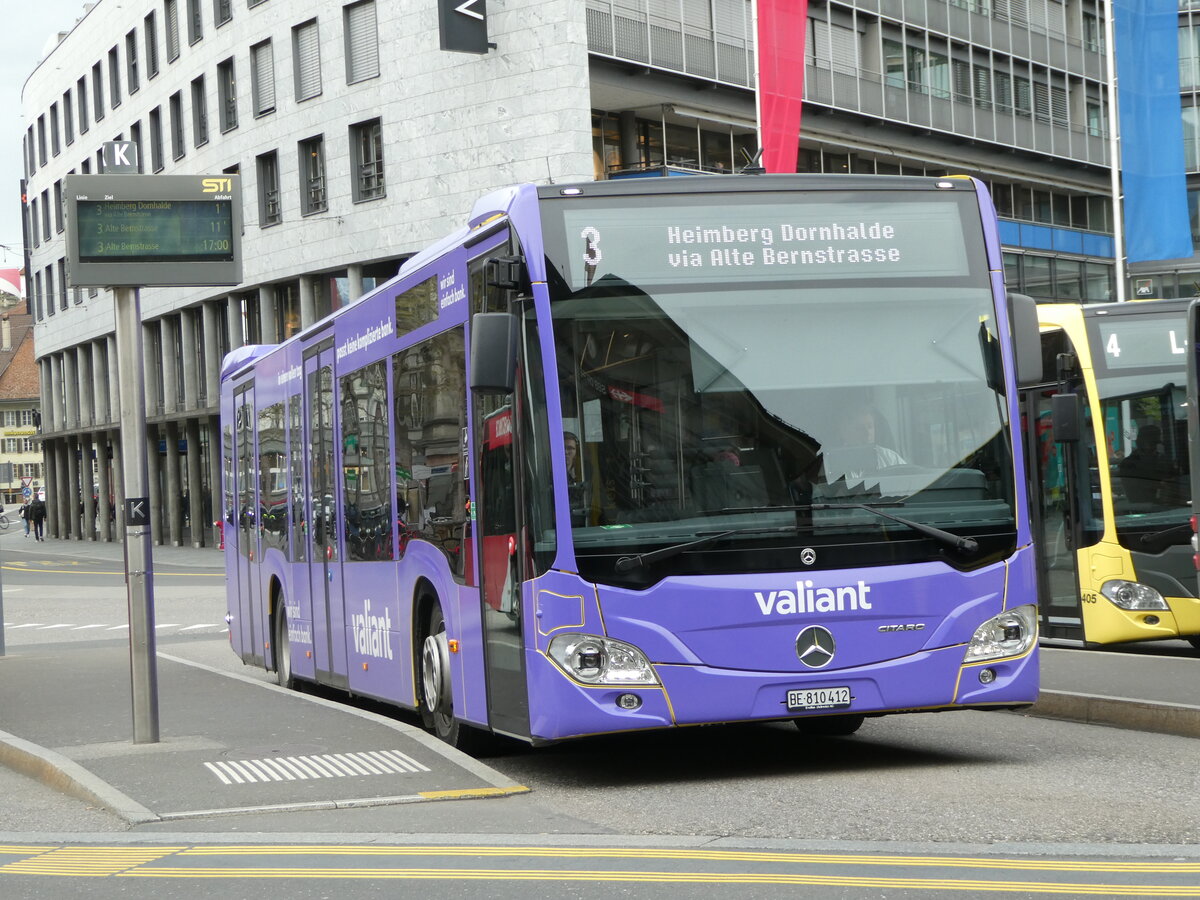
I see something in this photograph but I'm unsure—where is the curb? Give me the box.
[1027,690,1200,740]
[0,728,159,825]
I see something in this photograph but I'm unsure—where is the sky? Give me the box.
[1,0,95,274]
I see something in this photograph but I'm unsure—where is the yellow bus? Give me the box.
[1027,298,1200,650]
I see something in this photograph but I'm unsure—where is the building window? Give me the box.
[149,106,164,171]
[293,19,321,102]
[299,135,327,215]
[24,128,34,177]
[37,271,47,318]
[126,30,140,93]
[186,0,202,44]
[63,91,74,145]
[257,151,282,227]
[130,121,144,173]
[54,181,63,233]
[169,90,185,160]
[58,259,67,310]
[214,0,232,27]
[191,75,208,146]
[92,61,105,121]
[145,12,160,78]
[345,0,379,84]
[49,104,60,156]
[218,58,238,132]
[77,76,89,133]
[350,118,385,201]
[108,46,122,108]
[250,39,276,116]
[29,198,38,249]
[36,115,47,168]
[165,0,181,62]
[45,266,54,314]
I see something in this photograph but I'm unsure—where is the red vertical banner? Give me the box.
[756,0,808,174]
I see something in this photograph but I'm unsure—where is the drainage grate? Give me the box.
[204,750,431,785]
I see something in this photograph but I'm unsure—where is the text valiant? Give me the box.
[754,580,873,616]
[351,599,394,659]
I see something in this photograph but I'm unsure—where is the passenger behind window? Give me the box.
[1118,424,1176,505]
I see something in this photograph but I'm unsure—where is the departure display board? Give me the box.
[76,199,234,263]
[65,174,243,287]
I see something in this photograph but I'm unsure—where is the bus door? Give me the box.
[470,245,531,739]
[304,341,349,688]
[233,384,265,664]
[1025,333,1089,644]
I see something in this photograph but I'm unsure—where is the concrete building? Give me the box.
[20,0,1124,545]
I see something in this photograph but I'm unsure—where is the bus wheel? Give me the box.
[420,605,460,744]
[793,714,865,737]
[274,602,294,690]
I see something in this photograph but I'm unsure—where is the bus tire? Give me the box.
[1188,636,1200,653]
[419,604,497,755]
[274,601,294,690]
[793,714,865,737]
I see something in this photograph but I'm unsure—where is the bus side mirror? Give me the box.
[470,312,519,395]
[1008,292,1042,387]
[1051,392,1081,443]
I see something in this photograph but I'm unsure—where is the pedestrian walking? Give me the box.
[19,500,30,537]
[29,496,46,541]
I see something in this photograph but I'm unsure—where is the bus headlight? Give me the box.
[547,634,659,685]
[1100,580,1168,611]
[963,604,1037,663]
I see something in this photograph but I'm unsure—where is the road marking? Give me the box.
[2,843,1200,892]
[204,750,431,786]
[0,846,183,876]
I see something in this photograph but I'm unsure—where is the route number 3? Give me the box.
[581,226,603,267]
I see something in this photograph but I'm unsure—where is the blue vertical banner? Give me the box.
[1115,0,1193,262]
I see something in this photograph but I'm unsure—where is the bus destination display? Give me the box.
[1095,314,1188,370]
[76,199,235,263]
[558,197,974,290]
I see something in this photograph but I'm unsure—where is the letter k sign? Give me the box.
[103,140,139,173]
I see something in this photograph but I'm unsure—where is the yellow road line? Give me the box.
[177,845,1200,873]
[417,787,530,800]
[0,846,185,876]
[112,866,1200,893]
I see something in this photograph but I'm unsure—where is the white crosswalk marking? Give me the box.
[205,751,432,785]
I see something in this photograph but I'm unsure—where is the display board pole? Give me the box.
[114,285,159,744]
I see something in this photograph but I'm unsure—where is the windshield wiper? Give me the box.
[1138,522,1193,548]
[812,502,979,555]
[614,527,795,573]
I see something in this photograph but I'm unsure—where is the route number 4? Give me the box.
[1106,333,1121,358]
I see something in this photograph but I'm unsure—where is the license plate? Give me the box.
[786,686,852,711]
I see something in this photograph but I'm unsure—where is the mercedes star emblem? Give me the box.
[795,625,836,668]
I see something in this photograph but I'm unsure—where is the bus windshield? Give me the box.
[541,188,1016,584]
[1085,309,1191,545]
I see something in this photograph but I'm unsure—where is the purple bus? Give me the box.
[221,174,1042,749]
